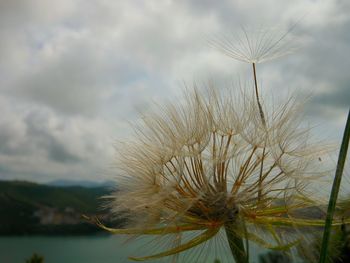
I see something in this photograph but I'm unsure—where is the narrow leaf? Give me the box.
[319,109,350,263]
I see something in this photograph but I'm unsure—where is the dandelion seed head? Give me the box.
[108,85,328,262]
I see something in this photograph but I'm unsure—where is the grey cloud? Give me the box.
[18,50,101,116]
[286,15,350,117]
[10,35,148,116]
[24,111,82,164]
[311,84,350,110]
[0,96,114,182]
[48,139,81,164]
[0,0,349,183]
[0,126,24,156]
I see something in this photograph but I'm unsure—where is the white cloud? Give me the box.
[0,0,349,182]
[0,95,115,182]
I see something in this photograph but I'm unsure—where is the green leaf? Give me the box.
[319,109,350,263]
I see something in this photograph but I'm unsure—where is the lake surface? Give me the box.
[0,235,135,263]
[0,235,264,263]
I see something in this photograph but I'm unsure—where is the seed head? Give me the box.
[105,86,330,262]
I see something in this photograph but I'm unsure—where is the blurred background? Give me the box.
[0,0,349,262]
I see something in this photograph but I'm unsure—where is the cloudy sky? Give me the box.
[0,0,349,183]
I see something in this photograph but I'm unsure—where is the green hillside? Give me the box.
[0,180,114,235]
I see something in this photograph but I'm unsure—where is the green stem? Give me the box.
[252,63,267,204]
[225,221,248,263]
[319,109,350,263]
[252,63,266,127]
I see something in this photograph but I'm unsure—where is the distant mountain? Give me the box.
[48,179,115,188]
[0,180,120,236]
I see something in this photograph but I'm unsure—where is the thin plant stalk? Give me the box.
[224,63,268,262]
[252,63,266,127]
[252,62,267,203]
[225,221,248,263]
[319,109,350,263]
[243,219,250,263]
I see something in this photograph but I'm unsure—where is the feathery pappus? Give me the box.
[95,85,339,262]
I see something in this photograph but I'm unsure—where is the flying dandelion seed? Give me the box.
[208,25,299,64]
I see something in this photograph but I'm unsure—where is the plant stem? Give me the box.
[252,63,267,203]
[252,63,266,127]
[319,109,350,263]
[224,221,248,263]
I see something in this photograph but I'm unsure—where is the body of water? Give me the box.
[0,235,132,263]
[0,235,264,263]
